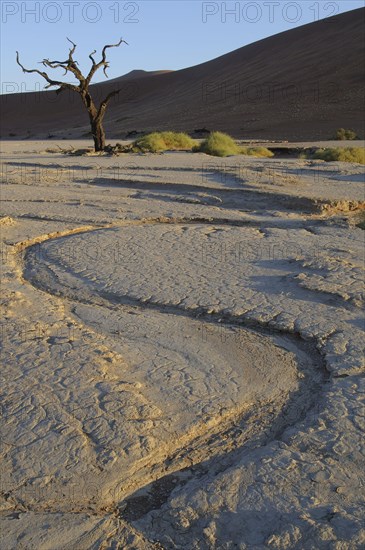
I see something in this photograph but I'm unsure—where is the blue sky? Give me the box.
[1,1,363,93]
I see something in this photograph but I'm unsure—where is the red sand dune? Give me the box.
[1,8,364,141]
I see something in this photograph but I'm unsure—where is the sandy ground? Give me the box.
[0,141,364,549]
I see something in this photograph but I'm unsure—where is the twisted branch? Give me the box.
[16,51,80,93]
[39,38,84,83]
[86,37,128,83]
[97,89,121,120]
[89,49,97,65]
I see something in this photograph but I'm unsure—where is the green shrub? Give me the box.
[196,131,241,157]
[335,128,357,140]
[312,147,365,164]
[133,131,196,153]
[133,131,275,158]
[196,132,274,158]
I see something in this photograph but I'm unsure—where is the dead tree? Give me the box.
[16,38,127,151]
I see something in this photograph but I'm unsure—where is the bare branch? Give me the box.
[16,51,80,93]
[103,64,110,78]
[101,38,128,64]
[97,89,121,119]
[37,39,84,84]
[41,58,82,81]
[89,50,97,65]
[39,38,77,70]
[86,38,127,84]
[64,38,84,82]
[39,60,69,76]
[66,37,77,59]
[40,58,69,66]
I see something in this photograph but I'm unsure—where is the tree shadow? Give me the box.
[5,161,97,171]
[82,176,319,216]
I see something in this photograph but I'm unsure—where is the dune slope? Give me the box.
[1,8,364,140]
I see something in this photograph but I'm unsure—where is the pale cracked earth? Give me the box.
[0,141,364,549]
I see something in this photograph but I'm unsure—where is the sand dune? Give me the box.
[1,8,364,141]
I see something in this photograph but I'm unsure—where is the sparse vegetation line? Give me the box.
[303,147,365,164]
[130,131,274,158]
[335,128,358,141]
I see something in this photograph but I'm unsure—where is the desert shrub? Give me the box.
[312,147,365,164]
[196,132,274,158]
[335,128,357,141]
[240,146,274,158]
[133,131,196,153]
[195,131,241,157]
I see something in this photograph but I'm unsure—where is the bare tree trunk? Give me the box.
[82,91,106,152]
[91,118,105,151]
